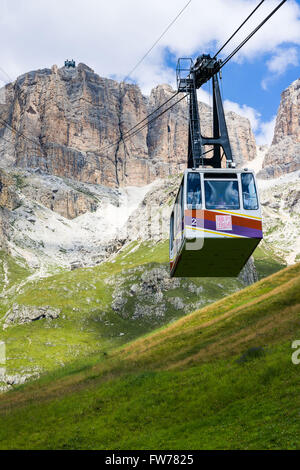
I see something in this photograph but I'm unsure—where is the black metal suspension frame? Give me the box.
[177,54,234,169]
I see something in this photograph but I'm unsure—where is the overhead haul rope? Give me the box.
[97,90,180,153]
[100,93,188,154]
[212,0,265,61]
[0,67,13,84]
[0,0,287,152]
[102,0,287,155]
[123,0,192,82]
[220,0,287,69]
[0,117,40,147]
[110,0,192,161]
[120,94,188,143]
[0,116,41,166]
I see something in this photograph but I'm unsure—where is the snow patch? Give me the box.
[7,179,160,271]
[246,145,268,173]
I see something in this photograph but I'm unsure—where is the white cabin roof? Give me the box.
[184,168,254,175]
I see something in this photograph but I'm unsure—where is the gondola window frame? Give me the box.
[241,172,259,211]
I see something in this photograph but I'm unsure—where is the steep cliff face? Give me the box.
[0,169,21,251]
[148,85,256,171]
[260,78,300,178]
[0,64,147,187]
[0,63,256,191]
[0,169,20,211]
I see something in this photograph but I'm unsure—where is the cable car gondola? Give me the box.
[170,55,263,277]
[170,168,262,277]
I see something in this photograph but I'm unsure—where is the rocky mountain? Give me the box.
[0,65,299,394]
[0,64,298,274]
[0,166,259,280]
[0,63,256,192]
[260,77,300,178]
[259,172,300,265]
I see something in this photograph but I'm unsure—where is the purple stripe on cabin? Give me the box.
[185,216,262,238]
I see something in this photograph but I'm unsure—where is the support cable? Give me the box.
[213,0,265,60]
[101,93,188,153]
[220,0,287,69]
[123,0,192,82]
[97,91,181,153]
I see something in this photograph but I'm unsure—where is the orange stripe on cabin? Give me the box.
[185,209,262,231]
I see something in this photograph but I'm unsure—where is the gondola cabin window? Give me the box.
[187,172,201,209]
[174,186,183,247]
[204,179,240,210]
[241,173,258,210]
[170,212,174,252]
[169,169,263,278]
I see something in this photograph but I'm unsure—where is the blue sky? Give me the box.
[192,45,299,121]
[159,1,300,144]
[1,0,300,145]
[195,40,299,143]
[220,55,298,121]
[164,43,299,122]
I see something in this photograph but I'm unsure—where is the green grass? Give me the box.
[0,251,31,292]
[253,243,287,279]
[0,240,252,378]
[12,173,27,190]
[0,262,299,449]
[0,252,32,319]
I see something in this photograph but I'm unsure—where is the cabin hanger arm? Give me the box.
[177,54,234,169]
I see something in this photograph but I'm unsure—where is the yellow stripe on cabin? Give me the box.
[186,225,245,238]
[214,209,262,220]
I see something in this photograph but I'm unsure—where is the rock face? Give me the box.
[20,172,101,219]
[260,78,300,178]
[272,78,300,144]
[4,303,60,328]
[260,175,300,264]
[0,370,41,393]
[238,257,258,285]
[0,63,256,193]
[109,258,258,325]
[0,168,21,251]
[0,169,20,211]
[225,111,257,166]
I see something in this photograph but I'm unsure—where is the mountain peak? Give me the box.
[0,65,256,188]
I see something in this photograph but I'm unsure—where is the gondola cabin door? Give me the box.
[170,168,262,277]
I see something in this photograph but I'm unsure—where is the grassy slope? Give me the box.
[254,242,286,279]
[0,262,299,450]
[1,240,271,378]
[0,251,31,299]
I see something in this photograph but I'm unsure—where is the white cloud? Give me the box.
[196,88,211,106]
[255,115,276,146]
[0,0,297,148]
[261,77,269,91]
[224,100,261,131]
[223,99,276,145]
[262,46,299,90]
[267,47,299,74]
[0,0,299,94]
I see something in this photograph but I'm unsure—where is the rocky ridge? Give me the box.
[0,167,263,280]
[259,171,300,264]
[0,65,299,395]
[0,63,256,194]
[260,78,300,178]
[4,303,60,329]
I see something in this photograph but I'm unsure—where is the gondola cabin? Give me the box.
[170,168,263,277]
